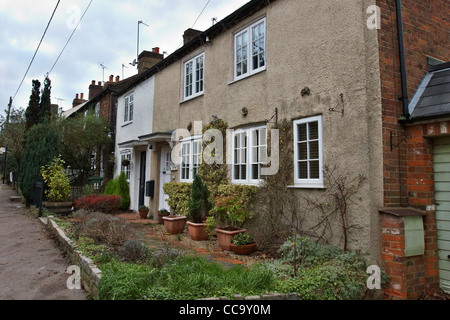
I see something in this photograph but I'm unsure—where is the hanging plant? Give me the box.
[122,158,130,167]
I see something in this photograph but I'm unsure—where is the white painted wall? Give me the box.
[115,76,155,211]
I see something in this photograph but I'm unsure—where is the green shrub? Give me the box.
[188,175,212,223]
[117,171,130,211]
[162,182,192,216]
[40,156,71,202]
[104,171,130,211]
[268,235,368,300]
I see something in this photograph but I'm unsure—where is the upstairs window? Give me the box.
[184,53,204,100]
[234,17,266,81]
[124,94,134,124]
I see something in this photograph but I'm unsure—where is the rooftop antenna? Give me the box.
[122,63,129,79]
[136,21,150,68]
[100,63,108,84]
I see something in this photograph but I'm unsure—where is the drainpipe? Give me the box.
[395,0,410,119]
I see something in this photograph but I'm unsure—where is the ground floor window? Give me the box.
[293,115,324,188]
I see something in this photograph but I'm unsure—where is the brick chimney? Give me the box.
[89,80,103,99]
[183,28,202,45]
[72,93,86,108]
[137,47,164,74]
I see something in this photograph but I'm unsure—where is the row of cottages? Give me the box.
[64,0,449,299]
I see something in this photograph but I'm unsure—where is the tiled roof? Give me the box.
[410,62,450,121]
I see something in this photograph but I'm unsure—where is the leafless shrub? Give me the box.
[72,210,134,249]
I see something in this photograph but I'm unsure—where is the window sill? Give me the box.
[288,184,326,190]
[121,121,133,128]
[180,92,204,104]
[228,68,266,86]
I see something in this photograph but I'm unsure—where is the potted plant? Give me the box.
[230,233,256,255]
[40,156,73,216]
[157,208,170,224]
[163,213,187,235]
[121,158,130,167]
[208,194,252,251]
[187,175,213,241]
[138,205,149,219]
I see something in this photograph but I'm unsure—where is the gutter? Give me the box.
[395,0,410,119]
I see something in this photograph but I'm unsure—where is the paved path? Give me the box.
[0,185,87,300]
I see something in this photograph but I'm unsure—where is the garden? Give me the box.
[30,116,379,301]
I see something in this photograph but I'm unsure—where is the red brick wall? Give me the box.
[377,0,450,208]
[381,210,440,300]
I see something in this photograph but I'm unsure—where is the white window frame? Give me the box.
[184,53,205,101]
[234,17,266,81]
[293,116,324,189]
[123,93,134,124]
[232,125,267,185]
[179,136,203,183]
[121,152,132,181]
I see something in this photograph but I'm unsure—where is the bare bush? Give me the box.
[73,211,134,249]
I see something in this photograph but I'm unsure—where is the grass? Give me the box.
[98,256,276,300]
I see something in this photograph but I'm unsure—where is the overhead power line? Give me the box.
[11,0,61,106]
[48,0,94,75]
[176,0,212,50]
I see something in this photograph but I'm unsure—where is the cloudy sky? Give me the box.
[0,0,250,113]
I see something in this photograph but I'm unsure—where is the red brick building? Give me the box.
[377,0,449,299]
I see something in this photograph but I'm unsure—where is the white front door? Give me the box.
[159,148,172,211]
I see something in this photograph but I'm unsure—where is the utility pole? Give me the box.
[2,97,12,184]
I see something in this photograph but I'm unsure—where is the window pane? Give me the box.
[299,162,308,179]
[309,141,319,160]
[298,142,308,160]
[310,161,320,179]
[298,124,307,142]
[309,122,319,140]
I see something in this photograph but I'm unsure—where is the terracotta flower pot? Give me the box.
[187,221,209,241]
[158,212,170,224]
[215,228,246,251]
[139,209,149,219]
[163,216,187,235]
[230,243,256,255]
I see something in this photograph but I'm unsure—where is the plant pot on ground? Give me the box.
[139,206,149,219]
[40,156,73,216]
[230,233,256,255]
[157,209,170,224]
[187,175,212,241]
[207,194,253,251]
[163,215,187,235]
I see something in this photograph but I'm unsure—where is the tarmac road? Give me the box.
[0,184,87,300]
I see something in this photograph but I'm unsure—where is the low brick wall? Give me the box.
[42,217,102,300]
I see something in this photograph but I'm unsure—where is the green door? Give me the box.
[434,137,450,294]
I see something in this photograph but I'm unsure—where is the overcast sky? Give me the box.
[0,0,250,113]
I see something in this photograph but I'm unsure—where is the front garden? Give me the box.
[46,208,371,301]
[33,117,379,300]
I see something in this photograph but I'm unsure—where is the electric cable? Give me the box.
[11,0,61,105]
[48,0,94,75]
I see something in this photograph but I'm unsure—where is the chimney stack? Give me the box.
[89,80,104,99]
[72,93,86,108]
[116,76,120,82]
[137,48,164,74]
[183,28,202,45]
